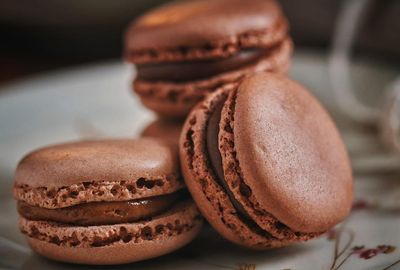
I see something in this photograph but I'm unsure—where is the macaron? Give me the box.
[14,139,202,264]
[141,118,183,147]
[179,73,353,249]
[125,0,292,118]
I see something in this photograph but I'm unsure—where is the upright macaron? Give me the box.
[14,138,202,265]
[179,73,353,249]
[125,0,292,118]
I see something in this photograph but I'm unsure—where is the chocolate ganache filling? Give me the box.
[18,192,183,226]
[136,47,272,82]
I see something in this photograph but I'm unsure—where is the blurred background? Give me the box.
[0,0,399,85]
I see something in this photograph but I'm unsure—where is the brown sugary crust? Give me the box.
[179,86,315,249]
[20,201,202,265]
[134,38,292,118]
[19,200,201,248]
[14,175,184,209]
[219,89,319,241]
[126,19,288,64]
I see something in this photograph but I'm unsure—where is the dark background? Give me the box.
[0,0,399,85]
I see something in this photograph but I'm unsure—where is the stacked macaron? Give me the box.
[125,0,292,118]
[14,0,354,265]
[14,139,202,264]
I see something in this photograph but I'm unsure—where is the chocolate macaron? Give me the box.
[125,0,292,118]
[14,139,202,264]
[180,73,353,249]
[141,119,183,147]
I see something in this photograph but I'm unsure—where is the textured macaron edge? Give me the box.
[134,38,292,118]
[179,86,313,249]
[232,73,353,233]
[20,200,202,264]
[126,19,288,64]
[218,87,320,240]
[14,174,185,209]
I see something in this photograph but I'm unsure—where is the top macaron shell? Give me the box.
[231,74,353,233]
[125,0,287,63]
[15,139,177,188]
[14,139,184,208]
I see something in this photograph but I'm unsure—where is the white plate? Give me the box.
[1,51,400,270]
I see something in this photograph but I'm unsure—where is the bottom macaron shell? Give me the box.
[134,39,291,118]
[20,201,202,265]
[180,87,316,249]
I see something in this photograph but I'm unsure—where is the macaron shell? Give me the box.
[233,73,353,233]
[15,139,178,189]
[141,119,183,146]
[126,0,287,63]
[179,86,314,249]
[14,138,184,208]
[134,39,291,118]
[21,201,202,265]
[26,230,200,265]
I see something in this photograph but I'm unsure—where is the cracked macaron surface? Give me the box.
[179,73,353,249]
[14,138,202,265]
[125,0,292,118]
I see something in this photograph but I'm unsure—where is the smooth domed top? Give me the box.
[234,73,353,233]
[15,138,178,188]
[126,0,284,51]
